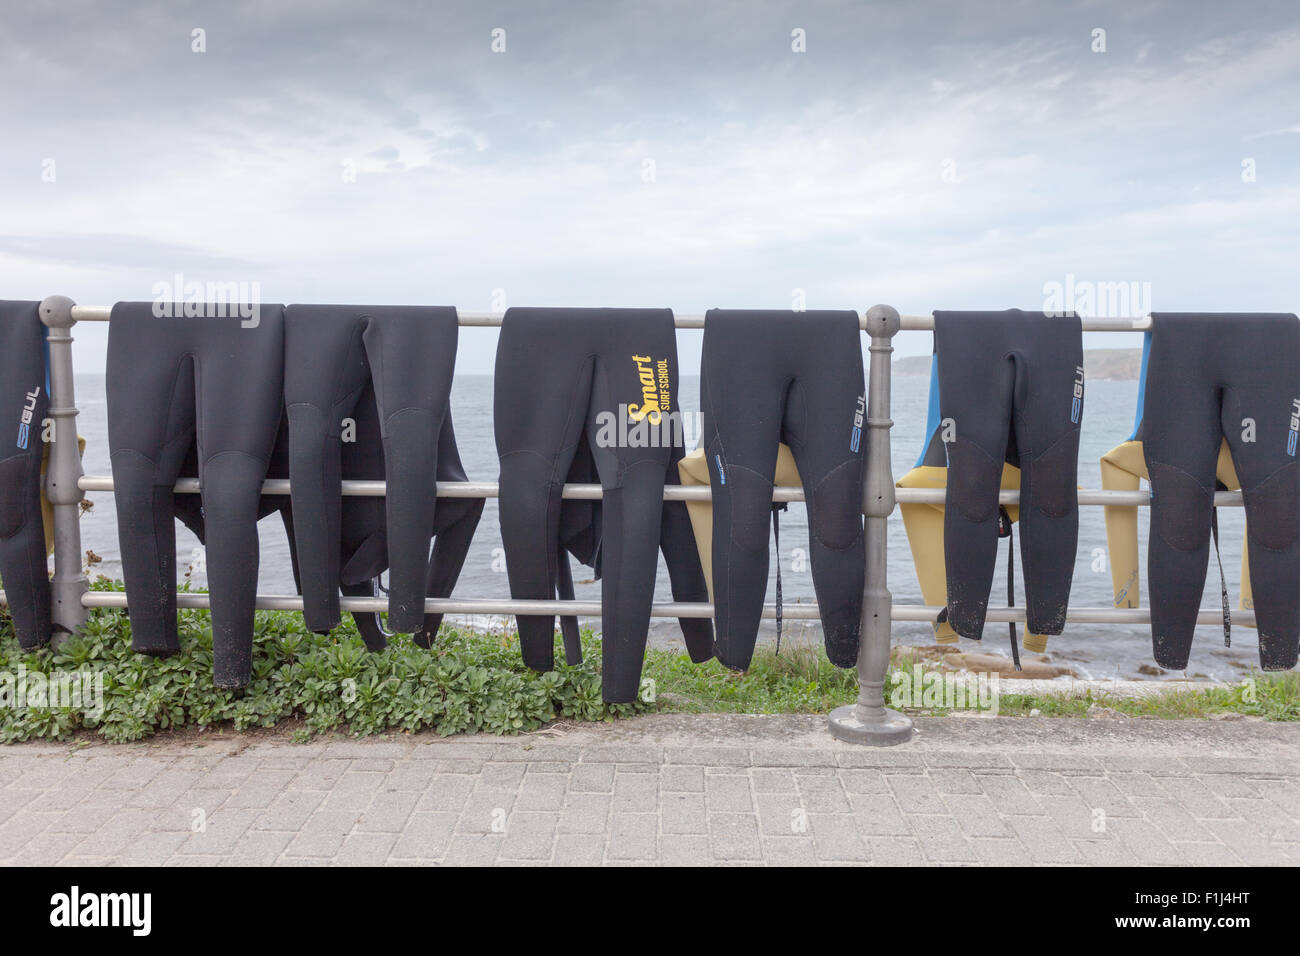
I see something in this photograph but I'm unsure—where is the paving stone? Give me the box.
[569,763,616,793]
[810,813,870,862]
[612,771,659,812]
[906,814,977,863]
[607,813,657,861]
[704,774,753,813]
[708,813,763,861]
[661,765,705,792]
[662,792,709,835]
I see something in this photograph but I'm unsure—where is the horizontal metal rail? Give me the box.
[67,306,875,330]
[69,590,1256,627]
[75,476,808,501]
[900,313,1152,332]
[897,487,1244,507]
[75,476,1244,507]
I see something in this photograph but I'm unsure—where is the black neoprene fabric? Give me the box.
[494,307,712,703]
[934,310,1083,639]
[0,300,51,649]
[700,309,867,671]
[283,305,478,640]
[1143,312,1300,671]
[107,301,285,688]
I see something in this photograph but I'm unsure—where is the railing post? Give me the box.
[828,304,913,745]
[38,295,88,642]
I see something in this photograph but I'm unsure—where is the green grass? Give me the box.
[1,577,1297,743]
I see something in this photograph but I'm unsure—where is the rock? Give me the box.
[1136,664,1164,676]
[959,652,1076,679]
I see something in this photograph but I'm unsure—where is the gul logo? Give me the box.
[1070,366,1084,424]
[628,354,670,425]
[16,387,39,449]
[715,453,727,484]
[850,394,865,453]
[1288,398,1300,457]
[49,886,152,936]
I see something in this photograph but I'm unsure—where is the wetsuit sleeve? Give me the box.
[662,445,714,662]
[417,413,484,648]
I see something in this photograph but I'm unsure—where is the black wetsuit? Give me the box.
[494,307,712,702]
[0,300,51,649]
[934,310,1083,642]
[700,309,866,670]
[1142,312,1300,671]
[107,302,285,687]
[283,304,481,646]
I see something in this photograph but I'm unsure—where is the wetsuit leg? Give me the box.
[1012,317,1083,635]
[193,308,285,686]
[700,317,783,670]
[284,306,373,633]
[107,319,198,657]
[660,441,716,664]
[585,341,682,702]
[0,301,52,649]
[782,316,867,666]
[495,321,593,673]
[1221,325,1300,670]
[418,413,485,647]
[362,308,458,632]
[934,315,1014,638]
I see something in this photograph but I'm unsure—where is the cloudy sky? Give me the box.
[2,0,1297,372]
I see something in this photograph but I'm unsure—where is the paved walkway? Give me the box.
[1,715,1298,866]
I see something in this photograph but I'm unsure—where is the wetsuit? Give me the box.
[934,310,1083,646]
[107,302,285,687]
[1142,313,1300,671]
[1100,332,1253,617]
[283,305,479,641]
[494,307,712,703]
[900,353,1049,652]
[700,309,866,671]
[0,300,51,649]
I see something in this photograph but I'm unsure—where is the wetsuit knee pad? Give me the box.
[724,465,780,552]
[944,440,1003,523]
[1148,463,1212,552]
[1026,432,1077,518]
[809,458,862,551]
[1245,463,1298,552]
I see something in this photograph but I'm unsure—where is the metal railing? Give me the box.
[23,297,1216,748]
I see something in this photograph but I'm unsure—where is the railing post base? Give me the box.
[827,703,913,745]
